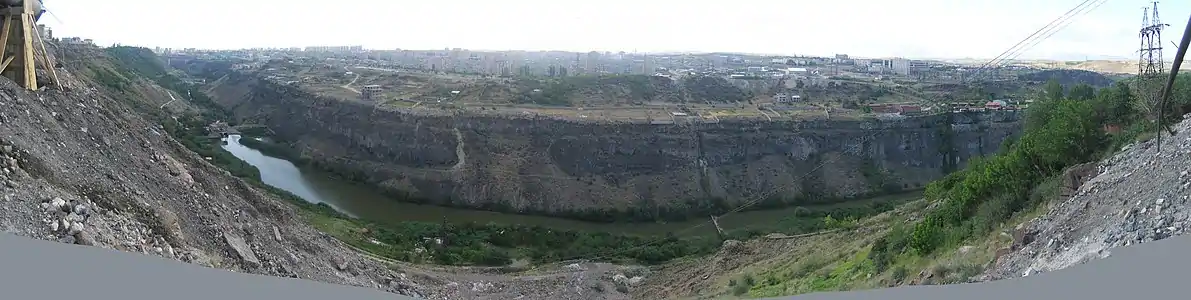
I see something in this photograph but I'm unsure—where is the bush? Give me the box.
[891,265,909,283]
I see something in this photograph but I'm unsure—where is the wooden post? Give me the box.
[0,56,14,72]
[30,16,58,87]
[19,2,35,90]
[0,14,10,72]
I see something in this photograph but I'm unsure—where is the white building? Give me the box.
[891,58,910,75]
[774,93,802,104]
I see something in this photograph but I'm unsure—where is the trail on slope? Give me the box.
[342,67,361,94]
[451,127,467,170]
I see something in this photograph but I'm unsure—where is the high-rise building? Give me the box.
[890,58,910,75]
[642,54,653,75]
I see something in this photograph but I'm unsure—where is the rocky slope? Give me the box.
[205,72,1022,220]
[0,45,648,300]
[981,114,1191,280]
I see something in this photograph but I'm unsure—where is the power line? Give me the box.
[967,0,1098,80]
[999,0,1110,66]
[968,0,1106,81]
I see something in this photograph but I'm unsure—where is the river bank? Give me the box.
[222,134,922,238]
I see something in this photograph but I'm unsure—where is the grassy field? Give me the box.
[639,185,1055,299]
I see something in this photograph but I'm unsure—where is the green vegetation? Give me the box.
[513,74,661,106]
[94,47,919,268]
[868,77,1181,275]
[161,115,261,180]
[686,75,751,103]
[727,78,1188,298]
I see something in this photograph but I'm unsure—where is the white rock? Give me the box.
[49,197,66,210]
[612,274,629,284]
[67,222,83,235]
[629,276,644,285]
[958,245,975,254]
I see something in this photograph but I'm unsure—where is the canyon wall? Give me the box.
[207,72,1022,221]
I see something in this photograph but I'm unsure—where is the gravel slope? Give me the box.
[0,61,637,299]
[982,115,1191,280]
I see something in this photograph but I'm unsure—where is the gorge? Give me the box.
[204,70,1023,222]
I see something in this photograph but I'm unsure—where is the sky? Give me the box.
[38,0,1191,61]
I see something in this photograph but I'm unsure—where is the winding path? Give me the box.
[341,66,361,94]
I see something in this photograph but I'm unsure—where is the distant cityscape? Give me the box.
[144,45,1032,84]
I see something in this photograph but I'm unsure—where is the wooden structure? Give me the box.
[0,0,57,90]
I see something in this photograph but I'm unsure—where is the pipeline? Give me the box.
[0,0,44,21]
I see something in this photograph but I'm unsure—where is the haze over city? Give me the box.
[41,0,1191,61]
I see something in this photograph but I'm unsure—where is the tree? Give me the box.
[1044,79,1065,101]
[1090,82,1136,126]
[1068,84,1095,101]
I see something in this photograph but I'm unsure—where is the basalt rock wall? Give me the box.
[208,72,1023,220]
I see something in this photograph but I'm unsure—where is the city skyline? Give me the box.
[40,0,1191,61]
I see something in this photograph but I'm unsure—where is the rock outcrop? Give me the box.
[207,72,1023,220]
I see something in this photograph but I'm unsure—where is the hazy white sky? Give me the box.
[39,0,1191,60]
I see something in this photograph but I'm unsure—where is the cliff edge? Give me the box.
[207,71,1023,221]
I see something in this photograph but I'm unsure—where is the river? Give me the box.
[221,134,920,237]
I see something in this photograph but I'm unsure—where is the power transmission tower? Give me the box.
[1137,1,1169,122]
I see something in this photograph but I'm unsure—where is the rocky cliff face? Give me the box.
[208,72,1022,220]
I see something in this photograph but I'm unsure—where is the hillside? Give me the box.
[1012,60,1191,75]
[23,43,1191,300]
[1,45,668,300]
[632,74,1191,299]
[983,115,1191,279]
[1018,69,1116,88]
